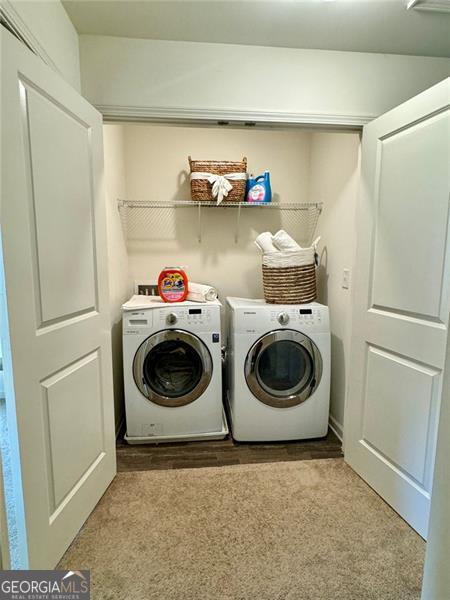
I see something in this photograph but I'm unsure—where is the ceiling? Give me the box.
[63,0,450,58]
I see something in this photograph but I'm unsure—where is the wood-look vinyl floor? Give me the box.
[116,428,343,472]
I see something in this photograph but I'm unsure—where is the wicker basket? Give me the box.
[262,261,317,304]
[188,156,247,202]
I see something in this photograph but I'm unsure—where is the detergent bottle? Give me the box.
[246,171,272,203]
[158,267,189,303]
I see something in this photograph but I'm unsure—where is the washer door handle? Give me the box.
[250,341,263,371]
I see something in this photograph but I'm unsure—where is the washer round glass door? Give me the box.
[245,329,322,408]
[133,329,213,407]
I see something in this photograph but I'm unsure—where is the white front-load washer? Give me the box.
[123,295,227,444]
[226,297,330,442]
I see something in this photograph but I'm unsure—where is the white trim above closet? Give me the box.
[99,104,370,128]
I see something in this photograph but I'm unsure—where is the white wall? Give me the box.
[80,35,450,122]
[103,124,132,430]
[309,132,361,439]
[122,123,312,304]
[4,0,81,90]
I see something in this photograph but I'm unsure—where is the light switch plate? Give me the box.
[342,269,351,290]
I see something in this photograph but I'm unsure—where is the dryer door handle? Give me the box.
[249,341,262,373]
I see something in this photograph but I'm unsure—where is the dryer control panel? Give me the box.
[270,307,323,327]
[231,301,329,334]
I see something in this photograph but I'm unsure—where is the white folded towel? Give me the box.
[122,295,163,311]
[187,282,218,303]
[272,229,302,251]
[263,248,315,268]
[255,231,278,254]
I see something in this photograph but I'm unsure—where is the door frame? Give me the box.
[0,234,29,569]
[421,308,450,598]
[0,454,10,569]
[0,2,61,78]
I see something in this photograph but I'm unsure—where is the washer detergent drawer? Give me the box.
[124,310,153,335]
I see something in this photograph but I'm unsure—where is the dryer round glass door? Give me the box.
[245,329,322,408]
[133,329,213,407]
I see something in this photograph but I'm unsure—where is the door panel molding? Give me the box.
[362,344,440,486]
[369,305,445,325]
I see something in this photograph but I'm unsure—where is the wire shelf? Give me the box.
[117,199,323,244]
[118,199,322,209]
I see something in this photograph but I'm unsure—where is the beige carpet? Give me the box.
[59,459,425,600]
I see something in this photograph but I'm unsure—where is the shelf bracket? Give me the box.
[235,202,242,244]
[197,202,202,243]
[117,199,128,237]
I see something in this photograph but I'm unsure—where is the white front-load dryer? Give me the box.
[123,295,227,444]
[226,297,330,442]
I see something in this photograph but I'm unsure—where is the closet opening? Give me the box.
[102,119,360,445]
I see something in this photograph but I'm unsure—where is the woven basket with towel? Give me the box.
[189,156,247,204]
[255,230,320,304]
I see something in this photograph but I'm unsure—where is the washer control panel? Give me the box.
[270,307,323,326]
[166,312,178,325]
[124,305,219,334]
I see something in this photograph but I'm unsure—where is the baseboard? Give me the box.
[329,415,343,443]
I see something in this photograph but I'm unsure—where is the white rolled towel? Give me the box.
[255,231,278,254]
[273,229,302,251]
[187,282,218,303]
[263,247,315,268]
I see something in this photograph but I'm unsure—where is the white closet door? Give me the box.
[345,78,450,538]
[1,28,116,567]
